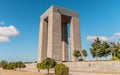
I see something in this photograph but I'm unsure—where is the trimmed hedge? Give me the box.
[55,63,69,75]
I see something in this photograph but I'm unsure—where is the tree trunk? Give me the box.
[84,57,86,60]
[38,69,40,72]
[112,52,115,60]
[114,52,115,58]
[106,55,107,60]
[96,57,98,61]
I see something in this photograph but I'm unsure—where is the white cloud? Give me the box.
[0,36,9,42]
[87,36,111,42]
[113,33,120,38]
[86,32,120,42]
[0,25,19,43]
[0,21,5,25]
[0,25,19,37]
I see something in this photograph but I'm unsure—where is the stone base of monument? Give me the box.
[23,61,120,73]
[63,61,120,73]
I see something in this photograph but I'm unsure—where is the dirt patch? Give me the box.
[0,69,49,75]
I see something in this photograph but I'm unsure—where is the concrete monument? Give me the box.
[38,6,82,62]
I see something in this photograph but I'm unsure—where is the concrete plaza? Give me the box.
[70,72,120,75]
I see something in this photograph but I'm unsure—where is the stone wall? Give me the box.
[63,61,120,73]
[23,63,37,72]
[24,61,120,73]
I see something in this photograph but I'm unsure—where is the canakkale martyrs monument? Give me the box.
[38,6,82,62]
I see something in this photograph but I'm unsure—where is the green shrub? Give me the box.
[6,61,25,70]
[0,60,8,69]
[6,63,14,70]
[0,61,25,70]
[55,63,69,75]
[73,50,81,58]
[16,61,26,69]
[6,62,17,70]
[113,56,119,61]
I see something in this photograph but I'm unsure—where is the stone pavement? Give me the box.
[70,72,120,75]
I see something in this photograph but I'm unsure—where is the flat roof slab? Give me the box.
[40,5,79,20]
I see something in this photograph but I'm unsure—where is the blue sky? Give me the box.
[0,0,120,62]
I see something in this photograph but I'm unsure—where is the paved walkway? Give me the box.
[70,72,120,75]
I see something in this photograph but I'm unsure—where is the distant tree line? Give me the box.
[73,38,120,61]
[90,38,120,60]
[0,60,26,70]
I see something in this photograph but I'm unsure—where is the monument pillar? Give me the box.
[70,17,82,61]
[38,19,48,62]
[47,12,62,61]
